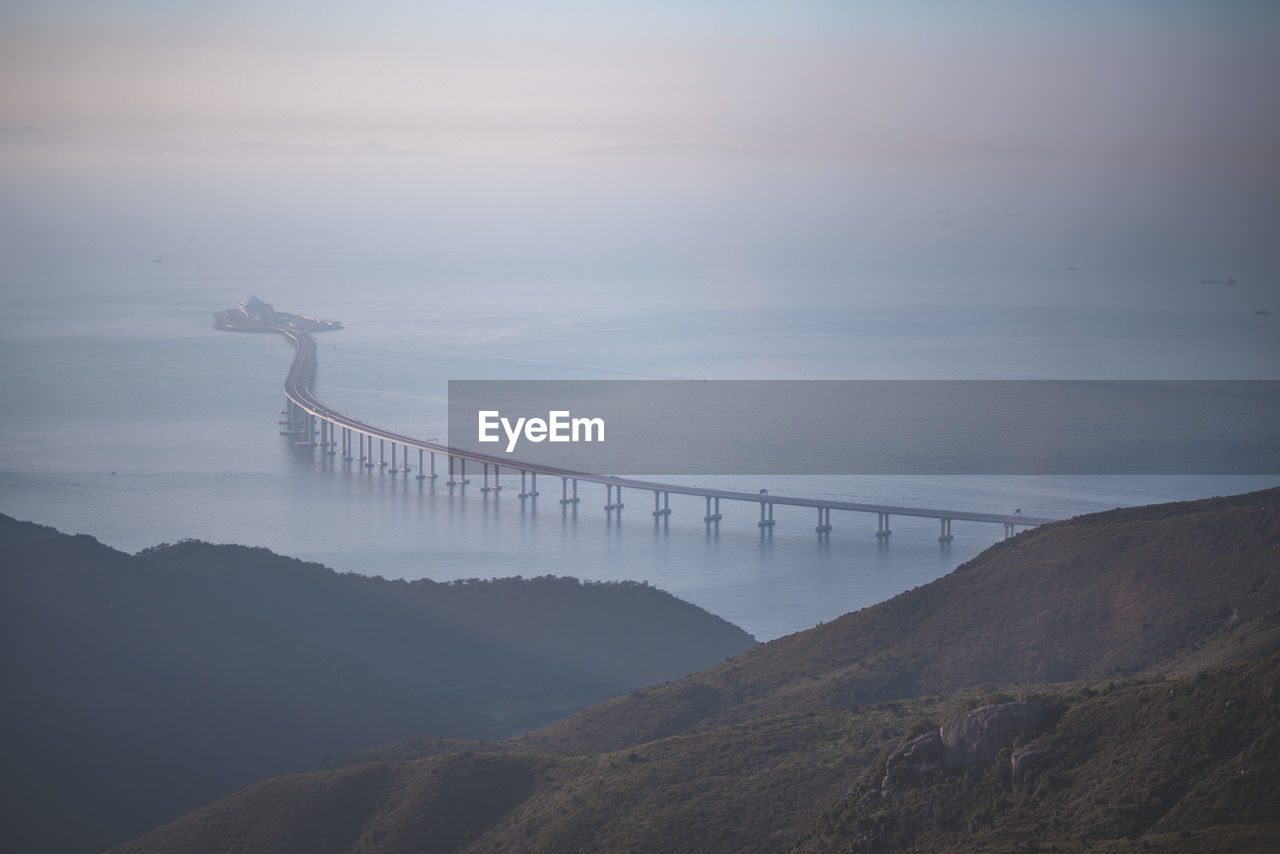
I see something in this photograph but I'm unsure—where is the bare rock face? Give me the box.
[940,701,1052,769]
[1010,745,1057,784]
[881,730,944,793]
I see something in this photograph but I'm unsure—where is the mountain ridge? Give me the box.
[110,486,1280,852]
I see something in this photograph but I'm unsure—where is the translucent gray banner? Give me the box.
[446,380,1280,475]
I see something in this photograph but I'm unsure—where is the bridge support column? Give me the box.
[560,477,579,505]
[390,443,397,475]
[652,491,670,518]
[876,513,891,539]
[297,412,315,447]
[939,518,953,543]
[447,456,456,486]
[492,466,501,491]
[416,449,426,480]
[816,507,832,533]
[703,496,721,523]
[1003,521,1015,538]
[606,484,625,511]
[379,439,386,469]
[481,463,491,492]
[758,502,775,528]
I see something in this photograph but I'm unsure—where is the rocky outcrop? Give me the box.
[940,701,1052,768]
[1010,745,1057,784]
[881,730,944,793]
[880,701,1054,792]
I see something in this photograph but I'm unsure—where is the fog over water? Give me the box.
[2,3,1278,639]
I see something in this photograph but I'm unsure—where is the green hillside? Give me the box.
[111,487,1280,853]
[0,517,755,853]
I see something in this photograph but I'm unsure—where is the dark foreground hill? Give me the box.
[0,516,755,853]
[115,487,1280,853]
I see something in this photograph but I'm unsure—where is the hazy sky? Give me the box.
[3,1,1278,166]
[3,1,1278,311]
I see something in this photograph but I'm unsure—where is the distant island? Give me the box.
[213,295,342,333]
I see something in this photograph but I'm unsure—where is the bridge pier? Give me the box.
[939,518,953,543]
[478,463,501,491]
[652,490,671,518]
[605,483,624,511]
[816,507,832,533]
[378,439,386,468]
[298,412,315,447]
[1003,521,1015,538]
[481,463,492,492]
[703,496,721,523]
[876,512,892,539]
[758,501,775,528]
[390,443,398,475]
[560,477,579,505]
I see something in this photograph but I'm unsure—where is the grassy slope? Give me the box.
[113,487,1280,853]
[521,488,1280,755]
[795,655,1280,852]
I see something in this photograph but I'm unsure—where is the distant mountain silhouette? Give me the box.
[0,516,754,853]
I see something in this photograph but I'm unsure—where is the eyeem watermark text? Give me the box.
[478,410,605,453]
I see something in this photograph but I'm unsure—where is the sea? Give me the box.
[2,148,1277,641]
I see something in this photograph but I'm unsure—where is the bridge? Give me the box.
[239,313,1058,542]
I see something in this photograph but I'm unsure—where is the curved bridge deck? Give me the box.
[257,319,1058,541]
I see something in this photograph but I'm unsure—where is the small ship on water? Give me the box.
[213,296,342,333]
